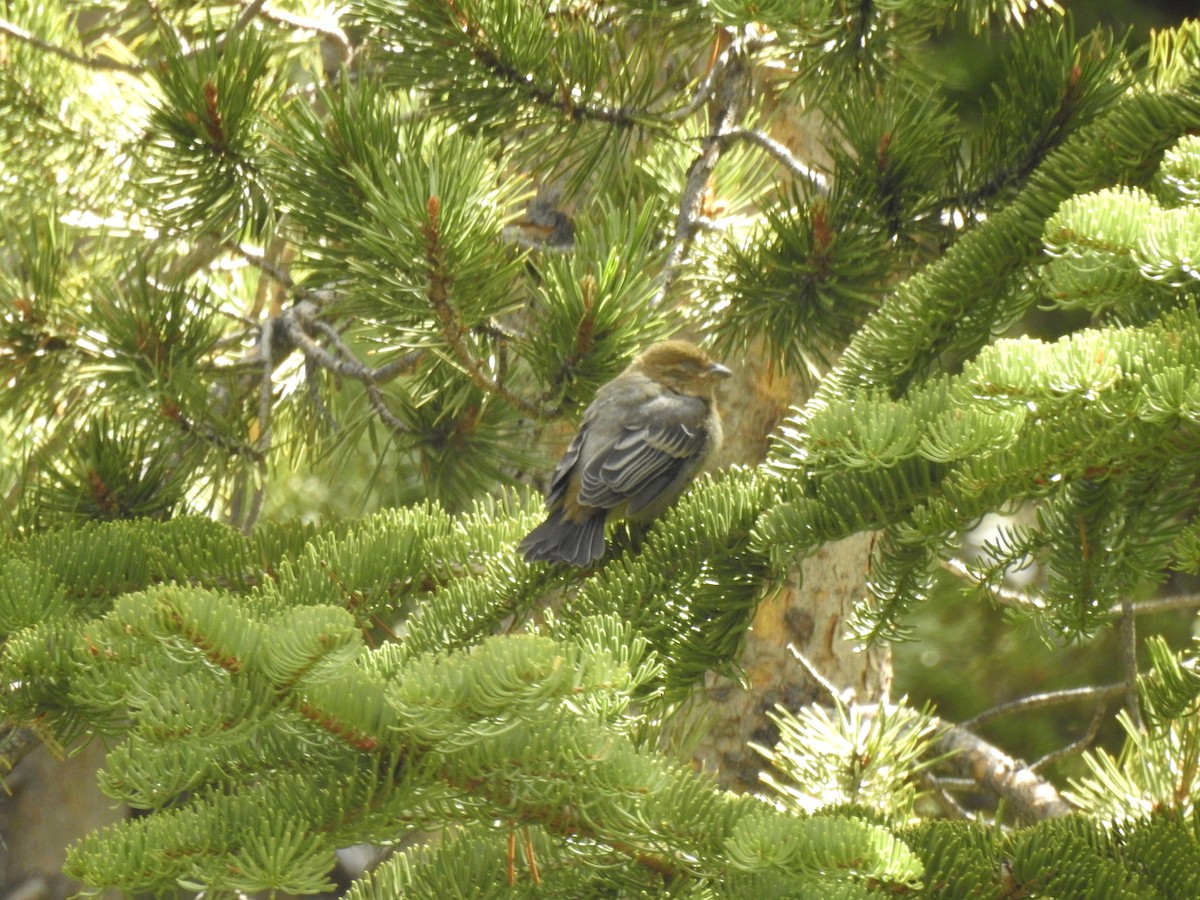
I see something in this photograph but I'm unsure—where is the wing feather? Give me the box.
[576,421,708,509]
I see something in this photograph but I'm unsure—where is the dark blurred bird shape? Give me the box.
[519,340,731,567]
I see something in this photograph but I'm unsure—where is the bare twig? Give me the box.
[255,317,275,459]
[962,683,1126,731]
[365,382,414,437]
[659,29,737,123]
[918,772,974,819]
[0,16,145,75]
[787,643,844,704]
[1031,703,1106,773]
[658,34,752,301]
[1108,592,1200,618]
[940,557,1039,610]
[233,0,270,33]
[244,0,352,60]
[1119,599,1144,730]
[942,557,1200,623]
[723,127,828,192]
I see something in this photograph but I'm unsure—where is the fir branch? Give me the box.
[812,70,1200,400]
[0,15,145,75]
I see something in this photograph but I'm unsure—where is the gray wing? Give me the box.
[577,420,709,514]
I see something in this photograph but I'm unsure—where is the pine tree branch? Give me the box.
[0,15,145,75]
[445,0,639,128]
[422,197,551,418]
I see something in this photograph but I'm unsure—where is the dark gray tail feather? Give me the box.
[518,509,607,567]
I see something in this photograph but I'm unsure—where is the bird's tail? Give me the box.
[518,509,606,567]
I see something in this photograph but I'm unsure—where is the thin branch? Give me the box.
[244,0,352,60]
[1119,599,1144,730]
[0,16,145,75]
[143,0,187,53]
[657,34,753,301]
[962,683,1125,730]
[918,772,974,819]
[233,0,271,33]
[365,382,414,437]
[787,643,844,705]
[284,313,424,384]
[722,127,829,192]
[1031,703,1106,773]
[932,721,1074,821]
[254,316,275,459]
[1108,592,1200,618]
[422,198,551,418]
[659,28,734,123]
[942,557,1200,623]
[941,556,1038,611]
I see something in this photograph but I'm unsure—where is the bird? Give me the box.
[519,340,732,567]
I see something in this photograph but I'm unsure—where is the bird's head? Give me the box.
[630,340,732,397]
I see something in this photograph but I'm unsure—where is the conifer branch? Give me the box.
[942,558,1200,622]
[445,0,639,128]
[0,15,145,74]
[421,197,550,418]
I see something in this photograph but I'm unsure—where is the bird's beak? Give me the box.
[708,362,733,379]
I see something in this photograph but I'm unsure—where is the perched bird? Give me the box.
[519,340,732,567]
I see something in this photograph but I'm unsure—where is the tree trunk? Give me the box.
[692,359,892,792]
[0,742,124,899]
